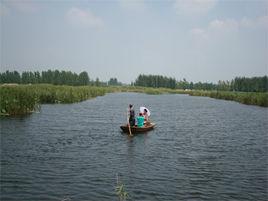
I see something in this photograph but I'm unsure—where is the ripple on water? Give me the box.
[1,93,268,201]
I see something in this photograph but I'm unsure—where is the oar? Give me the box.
[127,109,133,136]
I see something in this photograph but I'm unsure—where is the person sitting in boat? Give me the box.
[143,109,149,125]
[129,104,135,127]
[137,112,145,127]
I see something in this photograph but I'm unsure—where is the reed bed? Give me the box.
[1,85,267,116]
[112,86,188,95]
[34,84,108,103]
[0,85,39,115]
[188,90,268,107]
[0,84,110,116]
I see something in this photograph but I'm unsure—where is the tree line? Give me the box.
[0,70,90,86]
[175,76,267,92]
[232,76,268,92]
[134,74,177,89]
[0,70,267,92]
[0,70,125,87]
[134,74,267,92]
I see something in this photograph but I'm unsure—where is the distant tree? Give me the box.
[78,71,90,85]
[108,77,120,86]
[34,71,41,83]
[189,82,194,90]
[217,80,231,91]
[0,70,21,83]
[22,71,30,84]
[95,77,100,86]
[134,74,176,89]
[231,76,268,92]
[177,78,189,90]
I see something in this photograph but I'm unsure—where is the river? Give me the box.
[1,92,267,201]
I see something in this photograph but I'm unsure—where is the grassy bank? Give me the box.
[0,85,39,116]
[187,90,268,107]
[0,84,110,115]
[118,86,268,106]
[0,84,267,116]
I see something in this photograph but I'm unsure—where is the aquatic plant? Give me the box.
[115,174,129,201]
[1,84,267,116]
[188,90,268,107]
[0,84,110,115]
[0,85,39,115]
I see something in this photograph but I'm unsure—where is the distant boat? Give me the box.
[120,123,156,134]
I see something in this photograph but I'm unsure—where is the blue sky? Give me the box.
[1,0,267,83]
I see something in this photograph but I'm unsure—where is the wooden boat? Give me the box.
[120,123,156,134]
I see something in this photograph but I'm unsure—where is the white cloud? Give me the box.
[66,7,103,28]
[190,15,268,40]
[190,19,238,43]
[208,19,239,34]
[174,0,217,16]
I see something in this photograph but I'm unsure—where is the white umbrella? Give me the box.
[140,106,150,116]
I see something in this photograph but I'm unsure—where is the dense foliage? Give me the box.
[0,84,110,115]
[0,70,90,86]
[0,85,39,115]
[108,78,122,86]
[134,74,176,89]
[176,76,268,92]
[1,71,267,92]
[231,76,268,92]
[0,84,267,116]
[176,79,218,90]
[0,70,267,115]
[133,74,267,93]
[188,90,268,107]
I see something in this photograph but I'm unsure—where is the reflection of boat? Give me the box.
[120,123,156,134]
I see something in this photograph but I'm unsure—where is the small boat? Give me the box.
[120,123,156,134]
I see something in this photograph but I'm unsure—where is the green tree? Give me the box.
[78,71,90,85]
[95,77,100,86]
[108,78,119,86]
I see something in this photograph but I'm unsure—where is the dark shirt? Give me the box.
[129,109,135,120]
[129,109,135,126]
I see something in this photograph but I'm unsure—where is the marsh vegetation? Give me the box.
[0,71,267,116]
[0,84,267,116]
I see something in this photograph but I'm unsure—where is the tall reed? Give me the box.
[0,84,110,115]
[1,85,267,116]
[188,90,268,107]
[0,85,39,115]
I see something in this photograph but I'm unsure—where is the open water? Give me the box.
[1,92,268,201]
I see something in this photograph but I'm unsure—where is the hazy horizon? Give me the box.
[1,0,268,84]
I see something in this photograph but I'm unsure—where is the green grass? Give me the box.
[1,84,267,116]
[188,90,268,107]
[115,174,129,201]
[0,85,39,115]
[0,84,110,115]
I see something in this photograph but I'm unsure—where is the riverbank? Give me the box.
[187,90,268,107]
[0,84,109,115]
[0,84,267,116]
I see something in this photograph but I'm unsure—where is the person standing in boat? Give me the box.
[137,112,145,127]
[128,104,135,127]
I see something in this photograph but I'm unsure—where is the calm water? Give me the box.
[1,93,268,201]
